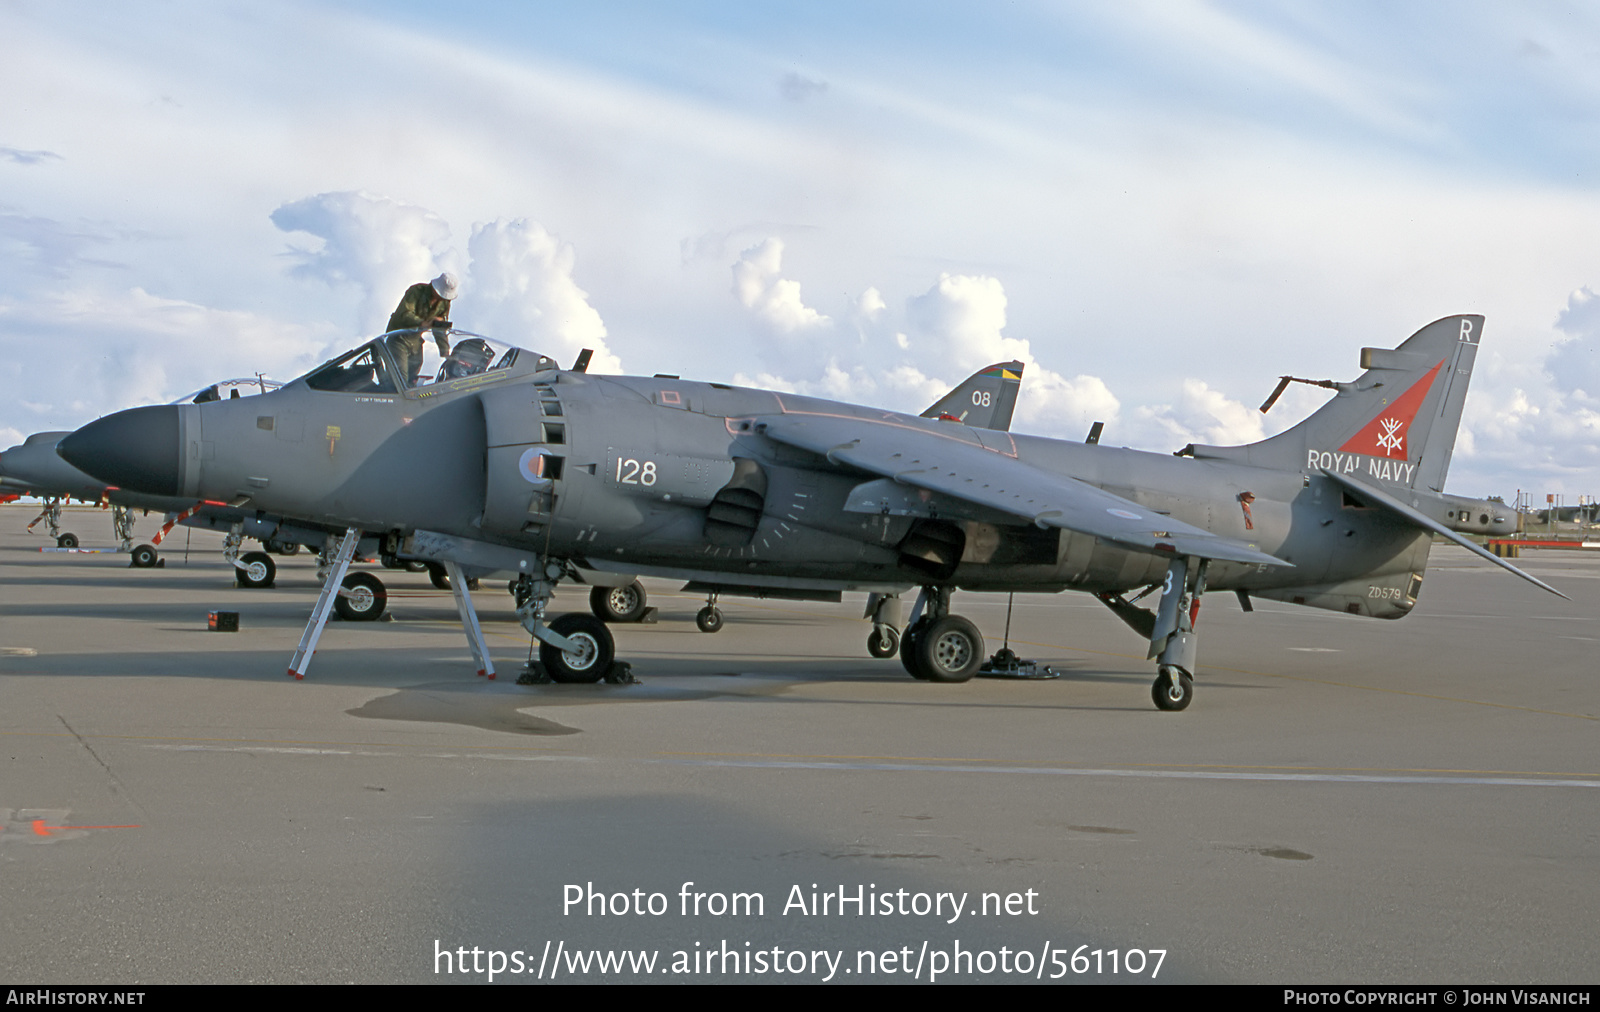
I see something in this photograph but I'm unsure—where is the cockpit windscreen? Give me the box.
[179,377,282,404]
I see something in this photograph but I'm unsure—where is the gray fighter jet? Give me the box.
[0,379,317,581]
[60,316,1559,709]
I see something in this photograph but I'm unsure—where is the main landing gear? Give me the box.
[589,580,654,624]
[897,587,984,683]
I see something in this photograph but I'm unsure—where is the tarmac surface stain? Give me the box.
[347,686,581,736]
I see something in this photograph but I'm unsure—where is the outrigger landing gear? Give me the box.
[695,590,723,633]
[1148,557,1205,711]
[898,587,984,683]
[1096,555,1208,711]
[863,592,901,658]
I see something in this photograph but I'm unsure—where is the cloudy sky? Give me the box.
[4,0,1600,500]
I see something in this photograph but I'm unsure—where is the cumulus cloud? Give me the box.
[1548,285,1600,402]
[271,191,454,335]
[732,238,831,333]
[904,273,1120,434]
[0,287,333,430]
[1132,379,1266,449]
[465,218,621,373]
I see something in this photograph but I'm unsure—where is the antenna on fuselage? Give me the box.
[572,349,593,373]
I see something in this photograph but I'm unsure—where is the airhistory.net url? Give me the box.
[433,938,1167,982]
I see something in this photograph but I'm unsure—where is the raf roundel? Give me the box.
[518,447,553,485]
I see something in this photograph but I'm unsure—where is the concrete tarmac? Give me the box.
[0,503,1596,984]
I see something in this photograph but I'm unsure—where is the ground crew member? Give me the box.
[385,271,458,386]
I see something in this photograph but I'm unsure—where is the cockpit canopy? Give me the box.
[299,329,554,395]
[179,377,283,404]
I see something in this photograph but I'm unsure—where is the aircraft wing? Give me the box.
[754,413,1290,567]
[1320,469,1568,599]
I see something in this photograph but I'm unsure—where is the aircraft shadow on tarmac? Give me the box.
[405,792,1206,984]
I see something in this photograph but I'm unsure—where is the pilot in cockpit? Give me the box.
[438,338,494,381]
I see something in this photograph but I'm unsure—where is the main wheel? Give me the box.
[590,581,649,623]
[334,571,387,621]
[268,540,301,556]
[1152,667,1194,711]
[915,615,983,683]
[540,613,615,684]
[235,551,276,588]
[695,606,724,633]
[56,533,78,549]
[130,543,159,569]
[867,625,900,659]
[900,619,930,679]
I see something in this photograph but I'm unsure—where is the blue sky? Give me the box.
[4,0,1600,498]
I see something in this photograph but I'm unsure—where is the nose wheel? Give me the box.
[334,571,387,621]
[235,551,276,588]
[540,613,616,683]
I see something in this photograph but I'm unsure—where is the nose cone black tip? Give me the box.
[58,406,183,496]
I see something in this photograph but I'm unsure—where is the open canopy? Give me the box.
[297,329,554,395]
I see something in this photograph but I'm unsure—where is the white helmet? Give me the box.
[431,271,459,301]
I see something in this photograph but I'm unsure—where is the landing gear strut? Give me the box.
[1149,557,1205,712]
[111,505,135,552]
[898,587,984,683]
[514,568,622,683]
[224,522,278,588]
[30,498,73,547]
[695,590,723,633]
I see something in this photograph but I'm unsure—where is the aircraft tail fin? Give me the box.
[921,361,1024,431]
[1189,315,1481,492]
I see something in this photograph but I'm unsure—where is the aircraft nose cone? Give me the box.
[58,405,183,496]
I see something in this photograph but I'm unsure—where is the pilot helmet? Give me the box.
[441,338,493,379]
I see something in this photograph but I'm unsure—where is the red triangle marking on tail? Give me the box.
[1338,360,1445,459]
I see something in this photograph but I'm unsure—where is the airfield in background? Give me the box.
[1,504,1595,984]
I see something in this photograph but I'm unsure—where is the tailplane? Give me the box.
[1189,315,1481,492]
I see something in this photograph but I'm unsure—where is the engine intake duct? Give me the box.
[705,457,767,547]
